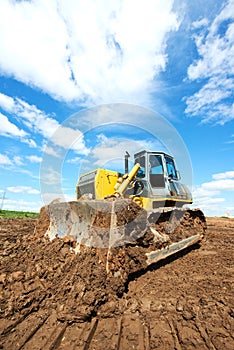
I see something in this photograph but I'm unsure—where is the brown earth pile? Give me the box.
[0,216,233,349]
[0,218,116,324]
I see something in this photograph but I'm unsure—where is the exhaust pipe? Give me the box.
[125,151,130,174]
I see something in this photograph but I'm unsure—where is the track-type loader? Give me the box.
[36,150,206,280]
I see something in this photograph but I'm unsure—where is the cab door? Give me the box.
[165,156,184,198]
[149,154,165,187]
[148,154,168,198]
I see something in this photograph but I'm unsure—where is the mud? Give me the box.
[0,216,233,349]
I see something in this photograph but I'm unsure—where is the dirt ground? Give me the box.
[0,216,233,349]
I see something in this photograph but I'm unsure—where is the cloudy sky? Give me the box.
[0,0,233,216]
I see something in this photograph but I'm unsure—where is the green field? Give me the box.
[0,210,39,219]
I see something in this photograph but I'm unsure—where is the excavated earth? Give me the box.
[0,216,233,349]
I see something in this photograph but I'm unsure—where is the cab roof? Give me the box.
[134,150,174,159]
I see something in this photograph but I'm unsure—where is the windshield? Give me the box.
[165,156,178,180]
[149,155,163,175]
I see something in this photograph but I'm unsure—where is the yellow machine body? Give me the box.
[76,151,193,210]
[76,168,119,200]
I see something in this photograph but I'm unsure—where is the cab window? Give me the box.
[165,157,177,180]
[149,155,165,188]
[135,156,145,178]
[149,155,163,175]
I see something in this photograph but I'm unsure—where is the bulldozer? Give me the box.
[36,150,206,281]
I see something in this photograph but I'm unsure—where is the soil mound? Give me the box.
[0,216,233,349]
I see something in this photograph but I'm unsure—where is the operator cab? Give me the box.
[134,150,179,185]
[133,150,192,206]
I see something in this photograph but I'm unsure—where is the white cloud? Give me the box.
[227,134,234,144]
[202,179,234,191]
[192,187,220,198]
[212,170,234,180]
[26,155,42,163]
[42,145,60,158]
[192,18,209,29]
[3,199,41,212]
[0,93,60,137]
[0,0,78,101]
[194,170,234,195]
[185,0,234,124]
[193,196,225,207]
[0,111,36,147]
[0,153,36,171]
[13,156,24,166]
[86,135,166,171]
[51,126,89,154]
[40,167,61,186]
[0,112,26,137]
[191,195,226,217]
[0,154,12,165]
[67,156,81,164]
[192,168,234,216]
[0,92,88,155]
[42,192,75,205]
[24,139,37,148]
[0,92,15,111]
[0,0,179,105]
[7,186,40,195]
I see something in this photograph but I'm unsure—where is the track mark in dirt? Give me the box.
[21,311,61,350]
[18,314,49,350]
[83,318,99,350]
[0,305,47,338]
[195,321,216,350]
[44,323,68,350]
[0,312,49,350]
[56,322,89,349]
[174,320,207,350]
[118,313,147,350]
[167,319,182,350]
[83,317,121,350]
[117,318,122,350]
[148,317,175,349]
[56,318,100,350]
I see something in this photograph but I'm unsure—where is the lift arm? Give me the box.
[112,163,140,198]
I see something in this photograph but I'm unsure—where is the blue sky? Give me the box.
[0,0,233,217]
